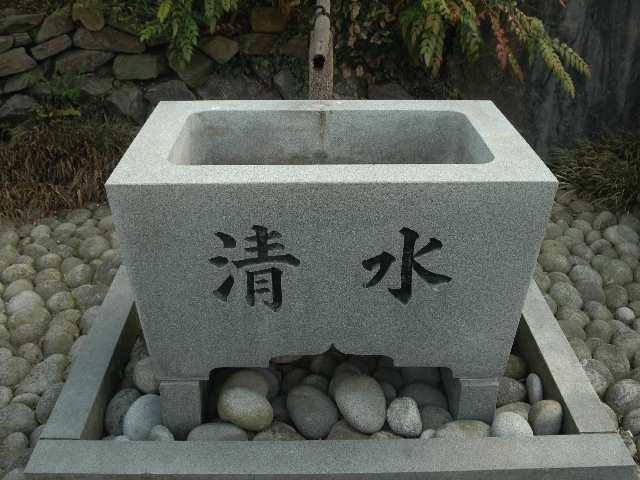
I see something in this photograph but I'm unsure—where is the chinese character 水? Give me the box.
[363,227,451,304]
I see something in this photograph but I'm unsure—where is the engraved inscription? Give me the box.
[209,225,300,311]
[363,228,452,304]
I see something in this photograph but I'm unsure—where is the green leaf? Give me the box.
[158,0,172,21]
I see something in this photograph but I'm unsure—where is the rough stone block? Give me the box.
[78,74,113,98]
[71,1,105,32]
[195,71,260,100]
[11,33,31,47]
[73,26,144,54]
[250,7,287,33]
[144,80,194,117]
[112,53,168,80]
[3,66,40,94]
[0,47,35,77]
[35,11,74,44]
[54,49,114,74]
[197,36,239,65]
[144,80,194,107]
[0,14,43,35]
[166,48,213,88]
[105,85,147,126]
[279,35,308,62]
[273,69,307,99]
[239,33,278,55]
[368,83,413,100]
[30,34,72,61]
[106,101,557,391]
[0,35,13,54]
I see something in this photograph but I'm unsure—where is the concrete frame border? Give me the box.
[25,272,635,479]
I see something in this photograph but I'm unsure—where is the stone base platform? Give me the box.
[25,267,635,479]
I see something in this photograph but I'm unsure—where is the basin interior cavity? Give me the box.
[170,109,495,166]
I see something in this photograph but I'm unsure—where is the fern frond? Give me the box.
[488,0,516,16]
[140,23,165,42]
[204,0,216,20]
[204,0,216,30]
[434,0,451,22]
[400,3,425,60]
[393,0,590,96]
[185,16,199,43]
[447,0,460,22]
[552,39,591,78]
[419,9,445,77]
[172,18,179,38]
[505,45,524,81]
[402,5,423,35]
[538,36,575,97]
[182,43,194,63]
[458,0,481,63]
[157,0,173,22]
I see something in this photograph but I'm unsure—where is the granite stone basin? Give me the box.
[105,100,557,429]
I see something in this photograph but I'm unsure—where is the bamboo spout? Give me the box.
[309,0,333,100]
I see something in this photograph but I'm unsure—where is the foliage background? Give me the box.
[131,0,590,96]
[1,0,590,97]
[1,0,639,216]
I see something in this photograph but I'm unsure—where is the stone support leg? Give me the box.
[160,380,207,440]
[440,369,498,424]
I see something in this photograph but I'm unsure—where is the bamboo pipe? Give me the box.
[310,0,331,70]
[309,0,333,100]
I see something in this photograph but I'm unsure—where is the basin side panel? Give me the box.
[108,180,555,380]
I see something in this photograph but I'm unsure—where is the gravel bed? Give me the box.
[0,191,638,478]
[0,202,120,479]
[104,344,562,443]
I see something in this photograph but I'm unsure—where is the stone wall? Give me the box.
[0,5,398,128]
[448,0,640,162]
